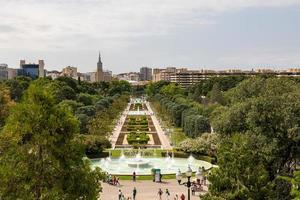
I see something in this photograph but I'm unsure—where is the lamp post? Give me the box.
[176,166,193,200]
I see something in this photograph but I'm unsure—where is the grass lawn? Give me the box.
[117,174,176,181]
[170,128,187,147]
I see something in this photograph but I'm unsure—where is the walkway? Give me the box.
[101,180,207,200]
[145,102,172,150]
[110,103,131,149]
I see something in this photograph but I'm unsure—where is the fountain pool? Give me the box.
[91,155,213,175]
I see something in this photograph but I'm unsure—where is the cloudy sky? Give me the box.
[1,0,300,73]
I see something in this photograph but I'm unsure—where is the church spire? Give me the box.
[98,51,102,64]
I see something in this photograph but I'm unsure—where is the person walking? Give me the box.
[180,193,185,200]
[174,194,179,200]
[166,189,170,200]
[118,189,122,200]
[158,188,163,200]
[133,187,137,200]
[133,171,136,182]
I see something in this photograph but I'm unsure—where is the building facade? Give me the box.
[18,60,45,79]
[0,64,8,80]
[139,67,152,81]
[62,66,77,77]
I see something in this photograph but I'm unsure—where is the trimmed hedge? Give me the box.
[127,132,150,145]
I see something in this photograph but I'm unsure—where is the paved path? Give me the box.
[110,103,131,149]
[101,179,207,200]
[145,102,172,150]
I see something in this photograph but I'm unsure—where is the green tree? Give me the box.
[0,84,14,127]
[4,76,31,101]
[209,83,225,105]
[160,83,183,97]
[0,81,103,200]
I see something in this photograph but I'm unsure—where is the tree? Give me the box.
[179,133,219,156]
[0,84,14,127]
[207,77,300,199]
[4,76,31,101]
[204,134,273,200]
[160,83,183,97]
[209,83,225,105]
[0,81,103,199]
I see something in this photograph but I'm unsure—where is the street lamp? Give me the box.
[176,166,193,200]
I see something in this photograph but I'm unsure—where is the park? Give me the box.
[0,76,299,200]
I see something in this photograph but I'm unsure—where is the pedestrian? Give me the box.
[180,193,185,200]
[175,194,179,200]
[133,171,136,182]
[133,187,137,200]
[191,185,196,195]
[166,189,170,199]
[121,194,126,200]
[116,177,120,186]
[158,188,163,200]
[118,189,122,200]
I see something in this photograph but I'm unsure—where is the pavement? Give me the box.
[110,103,131,149]
[145,102,172,149]
[101,179,207,200]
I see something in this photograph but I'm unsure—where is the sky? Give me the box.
[0,0,300,74]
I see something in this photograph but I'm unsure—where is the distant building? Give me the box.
[46,70,61,79]
[0,64,8,80]
[103,70,112,82]
[18,60,45,79]
[152,67,177,82]
[7,68,17,79]
[62,66,77,78]
[86,72,97,83]
[139,67,152,81]
[77,72,91,82]
[116,72,140,82]
[287,68,300,73]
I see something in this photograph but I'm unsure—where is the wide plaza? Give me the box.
[101,179,207,200]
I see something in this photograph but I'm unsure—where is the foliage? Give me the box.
[204,134,273,200]
[3,76,31,101]
[127,132,150,145]
[0,80,103,199]
[160,83,184,96]
[0,84,14,127]
[83,135,111,156]
[209,83,225,105]
[145,80,170,96]
[179,133,219,156]
[206,77,300,199]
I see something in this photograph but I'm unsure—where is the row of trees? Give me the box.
[148,83,212,138]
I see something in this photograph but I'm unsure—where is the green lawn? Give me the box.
[170,128,187,147]
[117,174,176,181]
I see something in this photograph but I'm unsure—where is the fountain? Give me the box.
[126,152,150,168]
[119,150,126,162]
[188,154,195,164]
[92,154,213,175]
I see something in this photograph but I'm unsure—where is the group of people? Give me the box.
[106,174,120,186]
[157,188,186,200]
[118,187,137,200]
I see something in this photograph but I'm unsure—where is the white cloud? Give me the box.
[1,0,299,51]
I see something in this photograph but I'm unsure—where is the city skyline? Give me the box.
[1,0,300,73]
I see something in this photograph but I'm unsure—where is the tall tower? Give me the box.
[38,60,45,77]
[96,52,103,82]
